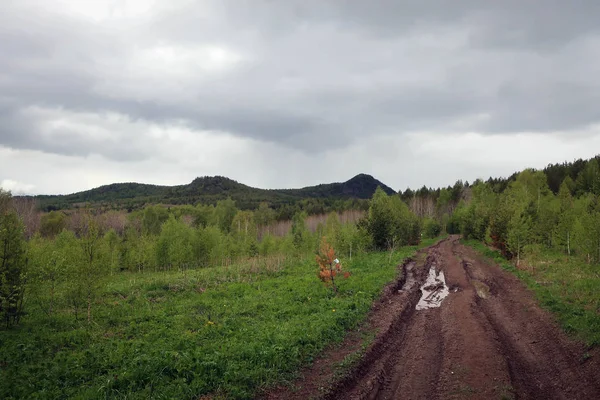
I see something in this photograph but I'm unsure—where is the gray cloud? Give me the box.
[1,0,600,192]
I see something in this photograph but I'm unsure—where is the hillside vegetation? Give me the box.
[34,174,395,214]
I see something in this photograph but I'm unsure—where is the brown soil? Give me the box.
[259,236,600,400]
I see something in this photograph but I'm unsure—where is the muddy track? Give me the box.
[330,236,600,400]
[264,236,600,400]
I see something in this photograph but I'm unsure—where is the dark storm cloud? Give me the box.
[485,81,600,133]
[0,101,150,162]
[318,0,600,49]
[1,0,600,161]
[464,1,600,50]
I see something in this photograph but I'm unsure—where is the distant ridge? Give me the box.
[283,173,395,198]
[34,174,396,211]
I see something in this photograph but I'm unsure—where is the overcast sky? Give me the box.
[2,0,600,195]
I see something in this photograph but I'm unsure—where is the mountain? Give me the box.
[284,174,395,198]
[35,174,396,212]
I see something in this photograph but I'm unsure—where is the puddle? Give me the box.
[416,266,450,310]
[400,262,417,291]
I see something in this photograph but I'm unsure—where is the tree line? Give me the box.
[398,155,600,266]
[448,159,600,265]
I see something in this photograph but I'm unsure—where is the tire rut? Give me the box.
[325,244,445,400]
[330,243,449,400]
[453,241,600,399]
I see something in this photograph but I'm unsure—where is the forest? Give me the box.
[408,155,600,265]
[1,155,599,399]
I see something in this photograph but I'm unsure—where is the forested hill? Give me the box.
[35,174,395,212]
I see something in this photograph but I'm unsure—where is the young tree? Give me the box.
[366,187,420,250]
[423,218,441,239]
[29,230,79,316]
[203,226,228,266]
[156,216,195,271]
[213,198,238,233]
[506,212,532,267]
[0,190,27,327]
[231,211,257,257]
[460,182,497,241]
[194,226,221,267]
[555,179,576,255]
[324,212,341,242]
[104,229,120,274]
[367,187,394,250]
[389,195,419,246]
[291,211,309,252]
[316,237,349,294]
[589,211,600,264]
[118,226,136,272]
[142,205,169,236]
[572,217,592,262]
[254,202,276,234]
[485,195,512,254]
[572,209,600,264]
[29,236,58,316]
[125,232,157,273]
[436,188,453,215]
[535,195,559,248]
[258,232,278,257]
[335,223,355,259]
[575,158,600,196]
[12,196,40,239]
[40,211,66,238]
[193,204,215,228]
[78,214,106,323]
[515,169,551,214]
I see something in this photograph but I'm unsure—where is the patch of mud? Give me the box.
[471,279,490,299]
[416,266,450,310]
[399,261,417,291]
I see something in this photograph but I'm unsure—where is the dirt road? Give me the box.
[264,236,600,400]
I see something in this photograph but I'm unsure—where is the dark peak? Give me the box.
[191,175,235,184]
[187,176,248,195]
[189,176,244,188]
[346,173,376,182]
[343,173,395,196]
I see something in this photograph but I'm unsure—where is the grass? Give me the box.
[464,240,600,347]
[0,240,438,399]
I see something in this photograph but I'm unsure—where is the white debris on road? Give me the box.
[416,266,450,310]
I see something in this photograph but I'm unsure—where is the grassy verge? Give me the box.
[0,240,437,399]
[464,240,600,347]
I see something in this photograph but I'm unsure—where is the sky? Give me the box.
[2,0,600,195]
